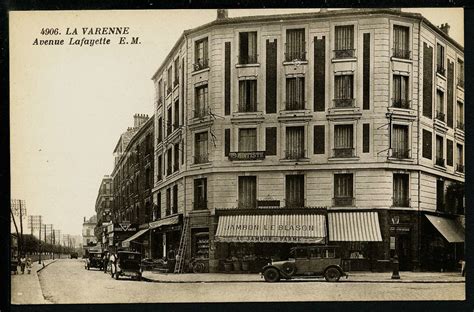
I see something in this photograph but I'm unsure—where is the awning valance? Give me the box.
[426,215,464,243]
[328,212,383,242]
[215,214,326,244]
[122,229,149,244]
[149,215,180,230]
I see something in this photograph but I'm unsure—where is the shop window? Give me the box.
[194,178,207,210]
[392,75,409,108]
[348,242,368,259]
[285,28,306,61]
[265,127,277,156]
[239,32,258,64]
[285,77,305,110]
[238,80,257,112]
[393,25,410,59]
[436,90,445,122]
[435,135,444,167]
[194,85,208,118]
[194,132,208,164]
[172,185,178,214]
[334,75,354,108]
[333,125,354,158]
[286,174,304,208]
[239,128,257,152]
[194,37,209,71]
[392,125,409,159]
[285,126,305,159]
[238,176,257,209]
[422,129,432,159]
[334,25,354,58]
[334,173,353,206]
[393,173,409,207]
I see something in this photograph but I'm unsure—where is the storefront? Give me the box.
[106,222,138,252]
[147,215,182,261]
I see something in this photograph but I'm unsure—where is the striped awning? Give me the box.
[122,228,149,244]
[215,214,326,244]
[328,212,383,242]
[426,215,464,243]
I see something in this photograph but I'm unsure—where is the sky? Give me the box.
[10,8,463,236]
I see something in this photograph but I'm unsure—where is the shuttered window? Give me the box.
[334,174,353,206]
[334,125,353,158]
[286,175,304,208]
[239,80,257,112]
[393,174,409,207]
[363,124,370,153]
[392,125,409,159]
[239,128,257,152]
[194,178,207,210]
[285,77,305,110]
[285,29,305,61]
[313,125,325,154]
[239,32,257,64]
[172,185,178,214]
[285,126,305,159]
[265,127,277,156]
[393,25,410,59]
[225,129,230,157]
[238,176,257,209]
[194,132,208,164]
[195,85,208,118]
[335,25,354,58]
[447,139,453,166]
[422,129,432,159]
[393,75,409,108]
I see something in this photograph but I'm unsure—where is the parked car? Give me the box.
[85,252,103,270]
[110,251,142,280]
[70,252,78,259]
[261,246,348,282]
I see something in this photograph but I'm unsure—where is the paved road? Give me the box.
[38,259,465,303]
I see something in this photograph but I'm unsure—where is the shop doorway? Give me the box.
[397,233,412,271]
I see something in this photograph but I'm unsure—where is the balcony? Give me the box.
[334,49,355,59]
[333,197,354,207]
[333,147,355,158]
[194,154,209,165]
[284,149,306,160]
[392,197,410,208]
[284,45,307,62]
[436,64,446,76]
[333,98,355,108]
[193,200,208,210]
[173,79,179,88]
[435,157,445,167]
[228,151,266,161]
[285,101,305,111]
[457,77,464,89]
[193,106,208,119]
[391,148,410,159]
[392,48,411,60]
[392,99,410,109]
[238,54,258,65]
[456,120,465,131]
[456,164,464,173]
[435,110,445,122]
[193,58,209,72]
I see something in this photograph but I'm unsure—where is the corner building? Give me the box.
[150,9,464,273]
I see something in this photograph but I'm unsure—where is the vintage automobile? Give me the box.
[261,246,348,282]
[70,252,78,259]
[110,251,142,280]
[85,252,103,270]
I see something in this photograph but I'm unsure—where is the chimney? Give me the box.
[133,113,149,128]
[439,23,450,35]
[217,9,228,20]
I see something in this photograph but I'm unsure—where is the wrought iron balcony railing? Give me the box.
[436,64,446,76]
[334,49,355,59]
[285,101,305,111]
[392,99,410,109]
[456,163,464,173]
[333,98,355,108]
[284,44,307,62]
[392,48,411,60]
[238,54,258,64]
[435,157,445,167]
[333,197,354,207]
[391,148,410,159]
[436,110,445,122]
[194,154,209,164]
[284,149,306,160]
[333,147,355,158]
[193,58,209,71]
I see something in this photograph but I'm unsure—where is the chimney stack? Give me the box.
[439,23,450,35]
[133,113,149,128]
[217,9,228,20]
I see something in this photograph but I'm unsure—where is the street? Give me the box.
[27,259,465,303]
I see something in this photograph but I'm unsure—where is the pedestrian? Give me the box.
[103,251,109,273]
[26,256,32,274]
[19,254,26,274]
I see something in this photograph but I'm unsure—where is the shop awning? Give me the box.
[328,212,383,242]
[122,228,149,244]
[426,215,464,243]
[215,214,326,244]
[149,215,180,230]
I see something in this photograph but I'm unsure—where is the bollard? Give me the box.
[391,255,400,279]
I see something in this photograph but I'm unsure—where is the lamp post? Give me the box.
[391,216,400,279]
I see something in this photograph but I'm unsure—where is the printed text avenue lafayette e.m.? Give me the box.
[32,27,140,47]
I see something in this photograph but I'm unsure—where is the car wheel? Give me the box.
[281,262,296,276]
[324,267,341,282]
[263,268,280,283]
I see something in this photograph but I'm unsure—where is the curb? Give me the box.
[37,259,57,273]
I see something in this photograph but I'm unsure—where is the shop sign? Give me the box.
[216,236,325,244]
[390,226,410,232]
[113,223,138,232]
[228,151,265,161]
[223,224,316,231]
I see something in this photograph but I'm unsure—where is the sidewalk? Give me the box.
[11,259,56,304]
[142,270,465,284]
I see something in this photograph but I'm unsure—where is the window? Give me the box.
[266,127,277,156]
[157,155,163,181]
[457,59,464,88]
[166,188,171,215]
[145,168,151,189]
[172,185,178,214]
[155,192,161,220]
[313,125,325,154]
[174,58,179,87]
[286,77,305,110]
[334,75,354,107]
[174,100,180,129]
[447,139,453,167]
[286,175,304,208]
[392,125,409,159]
[393,25,410,59]
[422,129,432,159]
[239,128,257,152]
[194,38,209,71]
[157,80,163,104]
[167,107,172,135]
[193,178,207,210]
[362,124,370,153]
[285,28,306,61]
[393,174,409,207]
[457,101,464,130]
[435,135,444,167]
[167,148,172,175]
[334,125,354,158]
[436,179,445,212]
[174,143,180,172]
[285,126,305,159]
[157,117,163,143]
[457,144,464,173]
[334,25,354,58]
[334,173,353,206]
[167,67,172,94]
[238,176,257,208]
[436,43,445,76]
[194,132,208,164]
[239,32,257,64]
[195,85,208,118]
[224,129,230,157]
[392,75,409,108]
[436,90,445,121]
[238,80,257,112]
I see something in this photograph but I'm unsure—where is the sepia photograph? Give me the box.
[9,7,466,305]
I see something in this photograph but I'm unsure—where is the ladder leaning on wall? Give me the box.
[174,216,190,273]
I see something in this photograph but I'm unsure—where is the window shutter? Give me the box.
[225,42,231,115]
[363,33,370,110]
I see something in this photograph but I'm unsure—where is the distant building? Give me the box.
[82,215,98,253]
[94,175,113,247]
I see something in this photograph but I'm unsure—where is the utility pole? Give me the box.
[19,200,24,256]
[38,216,42,264]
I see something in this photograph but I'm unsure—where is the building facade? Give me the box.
[94,175,113,247]
[82,215,98,254]
[120,9,465,273]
